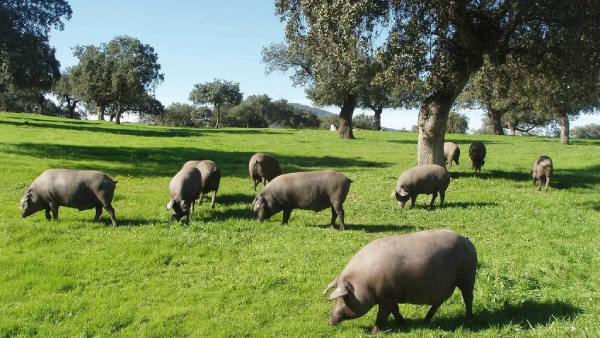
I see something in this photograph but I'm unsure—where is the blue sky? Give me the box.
[49,0,596,130]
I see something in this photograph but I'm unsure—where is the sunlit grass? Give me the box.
[1,112,599,336]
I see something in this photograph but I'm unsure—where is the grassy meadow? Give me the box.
[1,112,599,337]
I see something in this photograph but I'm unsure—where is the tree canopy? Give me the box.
[189,79,243,128]
[272,0,600,160]
[0,0,71,93]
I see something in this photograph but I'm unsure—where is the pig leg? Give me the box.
[105,205,117,227]
[253,179,258,191]
[428,192,438,210]
[45,208,51,221]
[94,205,103,221]
[410,195,417,208]
[262,178,267,187]
[198,192,204,205]
[544,176,550,192]
[372,303,392,334]
[424,302,442,322]
[210,190,217,208]
[459,284,474,319]
[538,177,543,191]
[49,203,59,221]
[439,190,445,207]
[330,207,337,228]
[330,204,346,230]
[392,304,405,324]
[282,209,292,224]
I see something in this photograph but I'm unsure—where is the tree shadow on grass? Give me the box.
[376,300,581,333]
[4,143,389,178]
[0,118,206,138]
[456,167,600,189]
[1,117,293,138]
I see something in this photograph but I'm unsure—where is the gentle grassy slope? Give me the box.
[1,112,599,337]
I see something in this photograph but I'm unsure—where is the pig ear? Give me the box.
[166,199,174,210]
[399,188,409,197]
[322,278,338,295]
[329,281,353,300]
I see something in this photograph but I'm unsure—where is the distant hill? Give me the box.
[289,103,336,117]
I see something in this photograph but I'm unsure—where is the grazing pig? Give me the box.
[324,229,477,333]
[531,155,553,191]
[251,170,351,230]
[393,164,450,209]
[167,166,201,224]
[469,141,486,173]
[19,169,117,226]
[444,142,460,170]
[183,160,221,208]
[249,153,282,190]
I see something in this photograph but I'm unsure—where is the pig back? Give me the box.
[340,230,476,305]
[267,171,350,211]
[197,160,220,192]
[397,165,450,194]
[169,167,201,201]
[469,142,486,160]
[33,169,115,210]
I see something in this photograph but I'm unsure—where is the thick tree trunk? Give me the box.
[489,109,504,135]
[417,93,453,165]
[373,107,382,131]
[97,104,105,121]
[338,95,357,139]
[558,111,569,145]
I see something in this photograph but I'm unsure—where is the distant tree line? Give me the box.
[3,0,599,150]
[144,81,321,129]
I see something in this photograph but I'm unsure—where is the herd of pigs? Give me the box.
[18,141,555,333]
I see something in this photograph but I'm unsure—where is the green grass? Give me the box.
[1,112,599,337]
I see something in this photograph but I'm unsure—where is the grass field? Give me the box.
[1,112,599,337]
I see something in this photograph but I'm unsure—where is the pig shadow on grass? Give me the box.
[342,223,419,233]
[195,207,255,222]
[376,300,581,334]
[313,223,419,233]
[211,193,254,206]
[443,201,498,209]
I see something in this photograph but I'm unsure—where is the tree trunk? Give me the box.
[67,100,76,119]
[338,95,357,139]
[214,105,220,128]
[373,107,382,131]
[417,93,453,165]
[109,114,115,122]
[489,109,504,135]
[37,96,44,114]
[115,104,123,125]
[558,111,569,145]
[97,104,105,121]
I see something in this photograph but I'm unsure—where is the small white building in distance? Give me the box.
[329,124,337,131]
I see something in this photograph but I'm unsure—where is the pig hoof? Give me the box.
[371,326,381,334]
